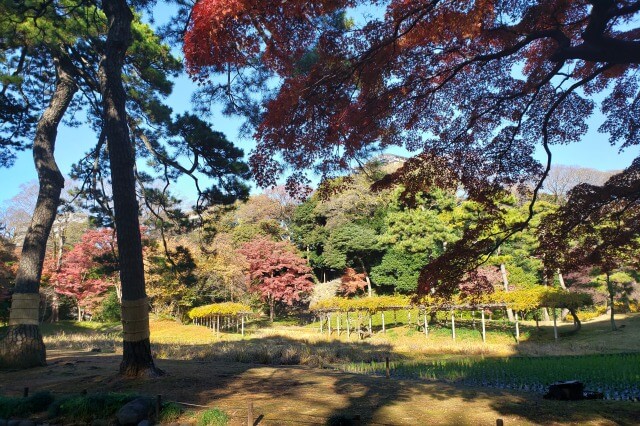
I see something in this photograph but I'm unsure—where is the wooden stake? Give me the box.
[241,315,245,337]
[515,311,520,343]
[385,356,390,379]
[155,395,162,420]
[451,312,456,340]
[481,310,486,343]
[217,315,220,338]
[247,401,254,426]
[553,308,558,340]
[381,312,385,333]
[337,314,341,336]
[423,313,428,337]
[320,314,324,333]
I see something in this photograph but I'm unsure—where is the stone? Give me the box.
[116,397,154,425]
[543,380,584,400]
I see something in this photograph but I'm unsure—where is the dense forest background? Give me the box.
[1,156,635,324]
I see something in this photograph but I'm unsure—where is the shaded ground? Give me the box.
[1,350,639,425]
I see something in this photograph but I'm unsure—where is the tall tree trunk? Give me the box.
[499,262,515,322]
[269,297,275,322]
[541,272,550,322]
[606,272,617,331]
[99,0,161,377]
[0,54,77,369]
[558,269,569,320]
[51,293,59,323]
[567,307,581,333]
[357,257,372,297]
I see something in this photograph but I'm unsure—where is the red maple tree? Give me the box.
[185,0,640,295]
[50,229,118,320]
[238,237,314,321]
[339,267,368,296]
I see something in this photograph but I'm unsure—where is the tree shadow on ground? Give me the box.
[147,333,639,425]
[151,334,402,366]
[1,324,639,425]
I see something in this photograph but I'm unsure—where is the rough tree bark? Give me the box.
[558,269,569,320]
[606,272,617,331]
[0,53,77,369]
[98,0,161,376]
[357,257,372,297]
[567,307,582,333]
[499,263,515,322]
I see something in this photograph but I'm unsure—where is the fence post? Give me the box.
[247,400,254,426]
[515,311,520,343]
[481,310,486,343]
[423,313,428,337]
[155,395,162,420]
[451,311,456,340]
[381,312,385,333]
[385,356,390,379]
[553,308,558,340]
[241,315,245,337]
[496,419,504,426]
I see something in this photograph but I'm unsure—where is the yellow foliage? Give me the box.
[310,295,410,313]
[309,288,592,313]
[491,287,593,311]
[188,302,252,319]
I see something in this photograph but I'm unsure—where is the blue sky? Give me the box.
[0,5,638,207]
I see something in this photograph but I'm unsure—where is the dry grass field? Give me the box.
[0,313,638,424]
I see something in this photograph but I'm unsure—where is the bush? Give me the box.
[93,290,121,322]
[197,408,229,426]
[0,391,54,417]
[48,392,137,421]
[160,402,183,423]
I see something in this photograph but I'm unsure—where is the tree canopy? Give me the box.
[184,0,640,294]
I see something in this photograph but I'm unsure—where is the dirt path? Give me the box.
[1,350,639,425]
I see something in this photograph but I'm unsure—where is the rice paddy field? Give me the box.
[341,353,640,401]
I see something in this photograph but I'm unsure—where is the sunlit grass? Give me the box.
[37,313,640,370]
